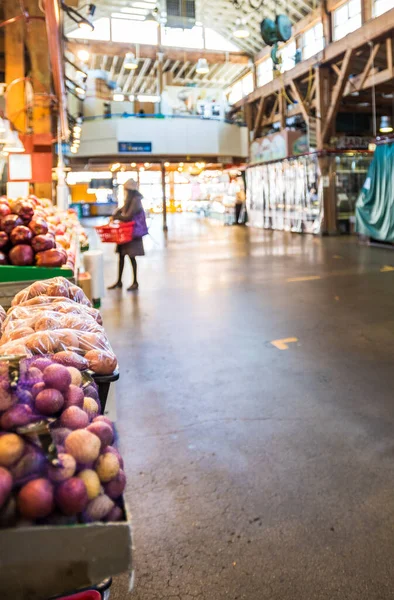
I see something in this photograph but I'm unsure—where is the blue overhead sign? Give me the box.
[118,142,152,153]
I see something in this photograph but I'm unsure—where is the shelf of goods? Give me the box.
[0,196,89,309]
[0,277,131,600]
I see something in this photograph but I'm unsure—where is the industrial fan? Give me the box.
[260,15,292,65]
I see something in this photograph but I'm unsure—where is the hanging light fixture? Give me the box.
[196,58,209,75]
[113,88,125,102]
[379,115,393,133]
[77,49,90,62]
[233,19,250,38]
[124,52,139,70]
[145,10,159,26]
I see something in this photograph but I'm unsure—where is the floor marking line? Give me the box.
[381,265,394,272]
[287,276,321,282]
[271,337,299,350]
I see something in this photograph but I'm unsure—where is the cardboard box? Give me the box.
[78,272,93,303]
[0,503,132,599]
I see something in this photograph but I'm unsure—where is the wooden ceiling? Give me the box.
[66,0,317,55]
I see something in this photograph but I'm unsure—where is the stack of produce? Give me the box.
[0,196,88,269]
[0,354,126,526]
[0,278,117,376]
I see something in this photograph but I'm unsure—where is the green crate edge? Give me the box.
[0,265,74,283]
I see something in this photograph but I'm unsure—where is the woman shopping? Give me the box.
[108,178,148,291]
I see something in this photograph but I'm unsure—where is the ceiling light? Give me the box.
[112,12,146,20]
[75,86,86,97]
[179,162,184,167]
[73,125,82,133]
[233,20,250,38]
[137,94,160,102]
[144,162,150,168]
[131,162,137,167]
[113,88,125,102]
[129,94,135,101]
[70,147,78,154]
[111,162,121,171]
[164,161,170,167]
[139,166,145,171]
[78,20,94,32]
[77,49,90,62]
[145,11,159,25]
[120,7,149,14]
[380,115,393,133]
[124,52,139,70]
[196,58,209,75]
[368,143,376,151]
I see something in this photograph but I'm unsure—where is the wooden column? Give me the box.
[24,0,53,199]
[279,92,286,130]
[4,0,26,133]
[362,0,373,23]
[321,1,332,47]
[319,154,337,235]
[315,66,331,150]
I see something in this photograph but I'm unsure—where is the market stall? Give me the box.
[0,277,131,599]
[0,195,89,308]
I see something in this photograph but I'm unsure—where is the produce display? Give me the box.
[0,195,88,270]
[0,278,117,376]
[0,275,125,530]
[0,355,126,526]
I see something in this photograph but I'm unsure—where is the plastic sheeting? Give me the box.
[356,143,394,241]
[246,154,322,234]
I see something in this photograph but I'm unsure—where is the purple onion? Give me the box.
[10,444,46,486]
[1,404,33,431]
[105,505,124,522]
[104,469,126,500]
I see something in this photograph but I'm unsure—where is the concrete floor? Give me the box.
[99,215,394,600]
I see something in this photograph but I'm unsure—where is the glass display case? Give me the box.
[334,152,372,233]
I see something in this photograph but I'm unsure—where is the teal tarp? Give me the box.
[356,143,394,241]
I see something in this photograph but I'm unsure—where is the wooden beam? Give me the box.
[322,48,354,143]
[67,41,250,65]
[357,42,380,90]
[233,7,394,111]
[289,80,309,123]
[344,67,392,95]
[253,97,266,140]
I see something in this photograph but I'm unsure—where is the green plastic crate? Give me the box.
[0,265,75,310]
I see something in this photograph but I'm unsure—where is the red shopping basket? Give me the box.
[56,592,100,600]
[95,221,134,244]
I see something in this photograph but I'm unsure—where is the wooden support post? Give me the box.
[289,80,309,124]
[4,0,26,133]
[315,66,330,150]
[319,154,337,235]
[362,0,372,23]
[253,97,266,140]
[357,42,380,90]
[322,48,354,144]
[161,162,168,232]
[24,0,53,199]
[279,92,286,130]
[387,37,393,75]
[321,0,332,47]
